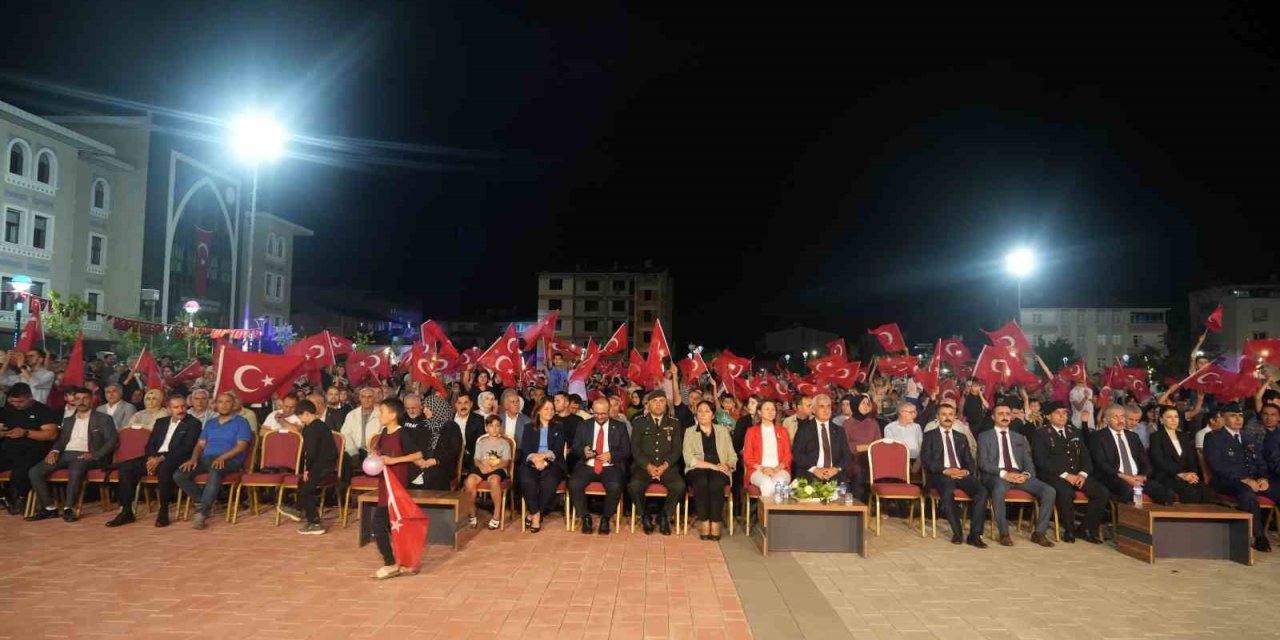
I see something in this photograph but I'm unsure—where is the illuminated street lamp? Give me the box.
[184,299,201,358]
[1005,248,1034,322]
[230,112,288,336]
[11,275,31,348]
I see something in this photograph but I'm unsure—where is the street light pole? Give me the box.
[229,112,286,342]
[11,274,31,348]
[241,164,259,334]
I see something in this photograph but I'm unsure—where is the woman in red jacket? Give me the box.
[742,399,793,497]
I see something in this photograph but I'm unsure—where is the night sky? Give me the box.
[4,1,1279,352]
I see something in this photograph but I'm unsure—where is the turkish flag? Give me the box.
[827,338,847,359]
[1128,375,1153,403]
[600,323,628,357]
[570,340,602,383]
[1177,363,1237,396]
[15,296,42,352]
[1056,360,1087,383]
[213,347,306,404]
[134,348,164,391]
[877,354,918,377]
[549,339,582,362]
[938,338,971,366]
[732,375,763,400]
[382,467,430,571]
[809,355,859,390]
[645,319,671,381]
[327,334,355,356]
[521,310,559,350]
[627,349,650,387]
[712,350,752,381]
[939,379,960,407]
[170,360,205,385]
[1223,360,1263,401]
[286,332,338,370]
[912,339,942,396]
[981,320,1033,356]
[795,375,821,397]
[406,343,447,397]
[678,352,709,380]
[766,373,791,401]
[194,225,212,297]
[348,349,392,387]
[458,346,483,370]
[868,323,906,353]
[1244,338,1280,367]
[972,345,1014,386]
[1204,304,1224,333]
[63,331,85,387]
[477,324,521,387]
[419,321,460,361]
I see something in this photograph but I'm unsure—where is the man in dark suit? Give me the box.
[568,396,632,535]
[451,394,486,480]
[1090,405,1176,507]
[977,399,1056,547]
[1033,401,1109,544]
[107,394,203,527]
[27,387,118,522]
[791,394,851,484]
[1205,402,1279,552]
[920,402,987,547]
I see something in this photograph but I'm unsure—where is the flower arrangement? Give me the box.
[788,477,838,502]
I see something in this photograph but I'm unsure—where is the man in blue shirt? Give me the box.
[173,392,252,530]
[547,353,569,397]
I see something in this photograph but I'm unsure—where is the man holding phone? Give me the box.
[0,383,60,515]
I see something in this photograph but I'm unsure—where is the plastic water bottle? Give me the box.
[774,480,786,503]
[1133,485,1144,508]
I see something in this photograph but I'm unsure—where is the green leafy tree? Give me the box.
[353,329,375,352]
[115,327,145,360]
[1035,336,1080,371]
[43,291,93,358]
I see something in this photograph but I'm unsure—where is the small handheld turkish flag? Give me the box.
[868,323,906,353]
[1055,360,1087,383]
[348,349,392,387]
[938,338,971,366]
[477,324,522,387]
[327,333,356,356]
[170,359,205,385]
[383,467,429,571]
[286,331,338,370]
[15,296,43,352]
[678,352,709,380]
[419,321,460,361]
[826,338,847,359]
[521,310,560,350]
[134,348,164,391]
[408,343,448,397]
[627,349,649,387]
[877,354,918,377]
[712,350,751,381]
[213,348,307,404]
[1204,304,1224,333]
[63,331,85,387]
[981,320,1033,356]
[600,323,628,357]
[1244,338,1280,367]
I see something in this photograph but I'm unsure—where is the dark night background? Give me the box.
[3,1,1278,352]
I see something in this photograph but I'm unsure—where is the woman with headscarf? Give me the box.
[126,388,167,430]
[475,390,498,420]
[401,393,463,490]
[841,393,882,501]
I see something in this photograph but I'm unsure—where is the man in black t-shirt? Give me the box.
[0,383,60,515]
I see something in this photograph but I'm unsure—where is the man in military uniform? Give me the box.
[1204,402,1279,552]
[1032,401,1108,544]
[628,390,685,535]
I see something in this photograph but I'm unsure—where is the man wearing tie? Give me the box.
[1032,401,1109,543]
[977,399,1056,547]
[920,402,987,547]
[568,397,632,535]
[1090,405,1176,508]
[1204,402,1278,552]
[107,395,202,528]
[790,394,851,484]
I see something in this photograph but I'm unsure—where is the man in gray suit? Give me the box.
[96,384,136,430]
[27,387,118,522]
[978,398,1056,547]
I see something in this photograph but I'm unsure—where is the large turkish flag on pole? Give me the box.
[384,468,429,571]
[213,348,306,404]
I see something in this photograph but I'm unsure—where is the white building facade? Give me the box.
[1020,306,1170,372]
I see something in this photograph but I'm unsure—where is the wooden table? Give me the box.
[752,498,869,557]
[356,490,471,551]
[1114,502,1253,565]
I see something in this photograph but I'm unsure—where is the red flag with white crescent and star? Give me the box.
[826,338,847,359]
[286,331,339,370]
[867,323,906,353]
[407,343,448,397]
[1204,304,1224,333]
[419,320,459,361]
[213,347,306,404]
[133,347,164,391]
[194,226,212,297]
[15,295,43,352]
[383,466,429,571]
[600,323,628,357]
[348,349,392,387]
[477,324,521,387]
[645,319,671,381]
[981,320,1033,357]
[63,331,86,387]
[170,359,205,385]
[520,310,560,350]
[678,352,709,380]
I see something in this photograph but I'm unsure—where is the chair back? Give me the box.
[259,431,302,473]
[116,427,151,462]
[867,439,909,484]
[501,435,517,472]
[331,431,346,479]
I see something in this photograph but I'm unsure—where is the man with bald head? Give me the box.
[568,397,632,535]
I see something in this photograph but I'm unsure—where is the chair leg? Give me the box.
[919,498,926,537]
[275,485,285,526]
[629,502,636,533]
[341,487,353,528]
[930,498,937,538]
[875,496,881,536]
[1053,508,1061,543]
[564,493,572,531]
[728,495,734,536]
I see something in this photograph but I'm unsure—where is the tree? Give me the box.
[43,291,93,358]
[1035,336,1080,371]
[353,329,375,352]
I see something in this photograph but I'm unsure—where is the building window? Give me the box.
[642,331,651,343]
[612,320,624,332]
[554,319,562,331]
[1097,358,1107,371]
[31,214,50,250]
[4,208,21,244]
[1130,311,1164,324]
[35,150,56,187]
[584,279,600,292]
[1254,308,1269,322]
[1,276,46,311]
[584,300,599,312]
[547,298,562,311]
[548,278,563,291]
[642,289,654,301]
[88,233,107,272]
[1132,335,1141,347]
[1112,311,1120,324]
[642,310,654,323]
[85,289,104,320]
[1255,331,1269,340]
[92,178,110,215]
[584,320,599,332]
[612,300,626,313]
[1030,312,1042,324]
[612,279,626,292]
[265,273,285,301]
[1096,334,1106,346]
[1112,334,1121,346]
[7,139,29,176]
